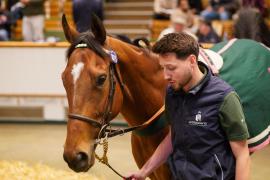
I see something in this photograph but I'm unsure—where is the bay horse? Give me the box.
[61,14,170,179]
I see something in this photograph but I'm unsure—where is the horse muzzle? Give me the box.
[63,149,95,172]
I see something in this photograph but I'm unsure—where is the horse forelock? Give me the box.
[66,31,107,60]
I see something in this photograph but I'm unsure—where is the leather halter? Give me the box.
[68,44,123,139]
[67,43,166,140]
[66,43,166,179]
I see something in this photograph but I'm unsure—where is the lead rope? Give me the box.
[94,136,127,179]
[93,105,165,179]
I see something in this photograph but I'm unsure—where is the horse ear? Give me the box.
[91,13,106,45]
[62,14,79,43]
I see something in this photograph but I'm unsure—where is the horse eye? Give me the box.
[96,74,107,86]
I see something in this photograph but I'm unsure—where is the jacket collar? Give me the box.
[188,61,210,95]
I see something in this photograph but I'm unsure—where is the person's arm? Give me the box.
[125,129,172,180]
[219,91,250,180]
[229,140,250,180]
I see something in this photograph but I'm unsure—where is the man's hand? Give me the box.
[124,171,146,180]
[124,130,172,180]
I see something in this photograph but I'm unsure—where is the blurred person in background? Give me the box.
[72,0,103,33]
[200,0,240,21]
[234,7,270,47]
[242,0,268,17]
[175,0,199,34]
[21,0,45,42]
[10,0,24,21]
[158,9,197,40]
[0,1,15,41]
[5,0,21,10]
[188,0,203,14]
[153,0,177,20]
[196,18,221,43]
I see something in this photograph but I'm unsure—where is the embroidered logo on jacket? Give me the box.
[188,111,208,126]
[195,111,202,121]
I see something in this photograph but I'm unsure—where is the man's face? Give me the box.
[159,53,193,91]
[180,0,189,11]
[199,23,210,35]
[173,23,185,33]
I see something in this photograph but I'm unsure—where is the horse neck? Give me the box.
[107,37,167,125]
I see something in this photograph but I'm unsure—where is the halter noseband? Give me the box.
[68,113,103,128]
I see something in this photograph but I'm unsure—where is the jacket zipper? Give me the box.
[214,154,224,180]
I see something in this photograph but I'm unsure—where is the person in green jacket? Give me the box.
[21,0,45,42]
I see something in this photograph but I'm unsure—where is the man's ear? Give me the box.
[189,54,197,65]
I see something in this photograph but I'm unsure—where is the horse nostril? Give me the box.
[64,152,90,172]
[70,152,89,172]
[75,152,88,163]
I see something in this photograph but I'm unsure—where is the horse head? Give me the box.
[61,14,123,172]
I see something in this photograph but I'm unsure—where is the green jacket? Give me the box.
[22,0,45,16]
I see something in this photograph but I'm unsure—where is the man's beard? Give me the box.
[170,74,192,91]
[170,83,181,91]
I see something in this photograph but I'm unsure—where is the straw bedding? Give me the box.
[0,160,103,180]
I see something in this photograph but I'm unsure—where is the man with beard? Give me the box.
[125,32,250,180]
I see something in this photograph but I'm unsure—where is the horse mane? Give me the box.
[66,31,107,59]
[66,30,154,58]
[112,34,151,50]
[106,35,155,61]
[234,7,270,47]
[114,34,133,44]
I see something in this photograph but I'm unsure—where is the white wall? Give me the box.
[0,45,68,121]
[0,47,67,94]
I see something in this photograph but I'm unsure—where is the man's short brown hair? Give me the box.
[152,32,199,60]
